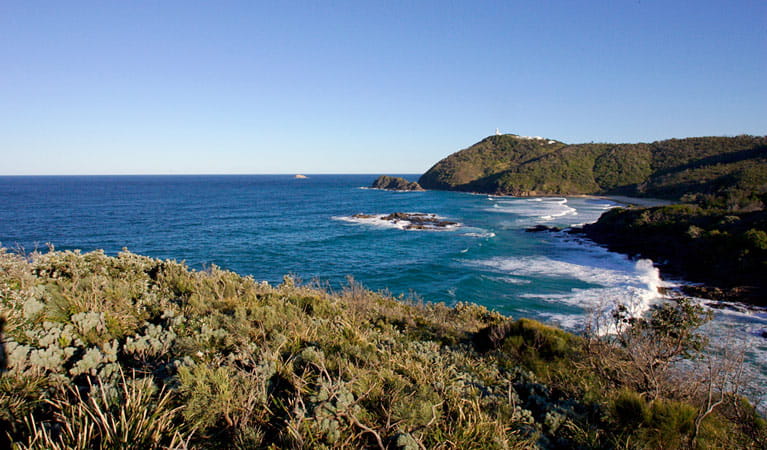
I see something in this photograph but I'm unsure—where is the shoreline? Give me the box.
[573,194,675,208]
[449,189,675,208]
[565,225,761,306]
[427,187,743,304]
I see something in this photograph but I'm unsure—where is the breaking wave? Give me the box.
[474,255,664,334]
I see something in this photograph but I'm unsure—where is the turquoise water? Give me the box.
[0,175,652,325]
[1,174,765,402]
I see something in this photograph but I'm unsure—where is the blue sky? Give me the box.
[1,1,765,175]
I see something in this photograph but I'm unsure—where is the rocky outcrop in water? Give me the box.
[351,212,457,230]
[525,225,562,233]
[371,175,424,191]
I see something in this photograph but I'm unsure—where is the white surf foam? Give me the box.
[483,274,533,285]
[333,214,409,230]
[463,231,496,238]
[500,277,532,285]
[471,194,767,408]
[488,197,578,224]
[693,304,767,409]
[694,298,767,323]
[487,197,621,228]
[475,255,664,334]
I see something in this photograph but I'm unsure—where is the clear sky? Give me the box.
[1,1,765,175]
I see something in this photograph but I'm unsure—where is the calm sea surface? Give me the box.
[1,175,765,403]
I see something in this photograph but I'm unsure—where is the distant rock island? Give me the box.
[371,175,423,191]
[420,133,767,304]
[294,174,308,179]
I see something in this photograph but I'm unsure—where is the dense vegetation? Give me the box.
[419,135,767,201]
[582,206,767,304]
[418,135,566,192]
[1,248,764,448]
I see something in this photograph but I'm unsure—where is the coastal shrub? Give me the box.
[608,391,741,449]
[473,320,515,353]
[495,318,580,372]
[610,298,712,399]
[177,361,270,441]
[0,247,763,449]
[0,374,49,441]
[16,372,188,450]
[745,228,767,250]
[728,397,767,446]
[643,399,697,448]
[611,389,649,430]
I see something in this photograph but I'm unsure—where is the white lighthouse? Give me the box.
[495,128,501,136]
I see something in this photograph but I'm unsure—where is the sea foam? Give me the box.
[487,197,578,224]
[474,255,664,334]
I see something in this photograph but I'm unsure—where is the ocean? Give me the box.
[1,174,765,404]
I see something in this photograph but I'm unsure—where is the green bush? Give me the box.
[498,318,580,365]
[644,399,696,448]
[611,389,649,430]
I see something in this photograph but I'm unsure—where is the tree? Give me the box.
[611,297,713,400]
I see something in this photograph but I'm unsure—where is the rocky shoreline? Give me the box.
[524,219,766,306]
[582,213,766,307]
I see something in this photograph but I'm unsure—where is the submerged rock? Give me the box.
[525,225,562,233]
[371,175,424,191]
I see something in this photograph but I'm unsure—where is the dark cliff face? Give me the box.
[419,134,767,201]
[371,175,424,191]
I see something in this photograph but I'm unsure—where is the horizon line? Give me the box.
[0,172,425,177]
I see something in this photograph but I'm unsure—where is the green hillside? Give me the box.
[1,249,764,448]
[419,135,767,204]
[418,135,566,191]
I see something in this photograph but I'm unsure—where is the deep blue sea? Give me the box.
[1,174,765,403]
